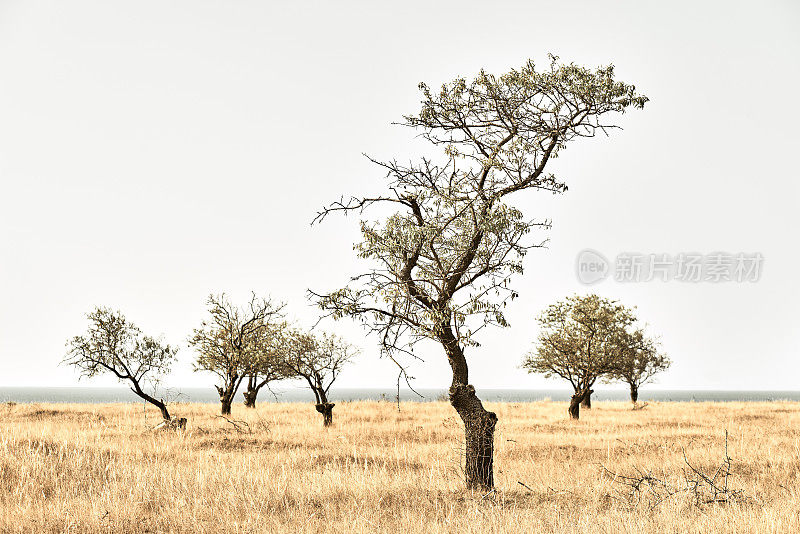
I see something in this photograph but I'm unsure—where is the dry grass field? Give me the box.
[1,399,799,533]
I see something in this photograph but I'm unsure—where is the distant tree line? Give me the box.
[62,291,668,429]
[63,293,357,428]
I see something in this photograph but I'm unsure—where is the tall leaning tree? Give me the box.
[64,307,182,426]
[522,294,637,420]
[190,293,284,415]
[313,57,648,489]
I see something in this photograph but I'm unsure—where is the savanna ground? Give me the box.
[1,399,799,533]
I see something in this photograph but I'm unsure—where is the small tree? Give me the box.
[610,327,670,403]
[522,294,636,420]
[313,58,647,489]
[190,293,284,415]
[64,307,181,425]
[280,330,356,426]
[242,321,292,408]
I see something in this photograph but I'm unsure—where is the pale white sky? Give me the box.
[1,0,798,392]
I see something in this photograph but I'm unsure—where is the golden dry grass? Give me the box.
[1,399,799,533]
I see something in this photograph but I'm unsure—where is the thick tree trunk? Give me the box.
[630,384,639,404]
[569,389,592,420]
[569,393,582,420]
[580,389,594,409]
[216,384,236,415]
[439,320,497,490]
[243,389,258,408]
[315,403,335,426]
[450,384,497,490]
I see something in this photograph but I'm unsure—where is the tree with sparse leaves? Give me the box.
[313,56,648,489]
[280,329,356,427]
[609,327,670,404]
[64,307,181,425]
[522,294,637,420]
[190,293,284,415]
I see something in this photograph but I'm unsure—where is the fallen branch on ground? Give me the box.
[215,415,251,434]
[602,431,746,510]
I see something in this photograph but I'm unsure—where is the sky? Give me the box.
[1,0,798,393]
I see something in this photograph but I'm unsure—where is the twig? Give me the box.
[215,415,251,434]
[517,481,534,492]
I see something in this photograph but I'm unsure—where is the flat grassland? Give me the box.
[1,400,799,533]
